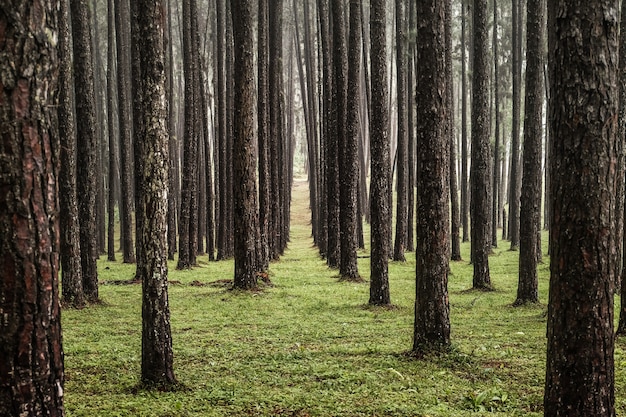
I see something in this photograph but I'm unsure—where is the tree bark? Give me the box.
[368,0,392,306]
[393,0,408,262]
[115,0,137,264]
[460,0,469,243]
[470,0,492,290]
[71,0,100,300]
[448,0,461,262]
[0,2,65,413]
[544,1,619,414]
[231,0,260,290]
[413,0,451,354]
[59,0,86,307]
[516,0,545,306]
[508,0,522,249]
[491,0,501,248]
[134,0,176,386]
[338,0,362,281]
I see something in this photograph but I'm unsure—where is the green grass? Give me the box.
[63,179,626,416]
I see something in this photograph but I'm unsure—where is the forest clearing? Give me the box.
[59,180,625,416]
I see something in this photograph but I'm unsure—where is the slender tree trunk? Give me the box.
[491,0,501,247]
[406,0,416,253]
[166,0,178,261]
[0,2,65,412]
[115,0,136,264]
[448,0,461,262]
[460,0,469,243]
[393,0,408,262]
[544,1,619,414]
[59,0,86,307]
[516,0,545,305]
[257,0,271,271]
[508,0,522,249]
[413,0,451,353]
[369,0,392,306]
[71,0,100,300]
[107,0,118,263]
[470,0,492,290]
[318,0,331,259]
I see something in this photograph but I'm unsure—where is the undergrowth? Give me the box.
[62,180,626,416]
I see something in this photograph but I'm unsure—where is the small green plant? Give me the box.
[465,387,509,412]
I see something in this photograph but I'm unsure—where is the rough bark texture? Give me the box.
[106,0,118,263]
[269,0,285,259]
[336,0,360,280]
[508,0,522,249]
[317,0,331,259]
[231,0,260,290]
[413,0,451,354]
[470,0,492,290]
[71,0,100,300]
[134,0,176,386]
[491,0,501,248]
[325,0,341,268]
[257,0,271,272]
[544,1,619,415]
[516,0,544,306]
[0,2,66,414]
[368,0,391,306]
[616,0,626,336]
[393,0,408,262]
[448,0,461,262]
[166,0,178,261]
[59,0,86,307]
[178,0,199,269]
[460,0,469,243]
[115,0,136,265]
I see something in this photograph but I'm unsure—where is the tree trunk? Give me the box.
[369,0,392,306]
[460,0,469,243]
[107,0,118,263]
[166,0,178,261]
[134,0,176,386]
[0,2,65,413]
[393,0,408,262]
[258,0,271,271]
[470,0,492,290]
[516,0,544,306]
[448,0,461,262]
[178,0,200,269]
[59,0,86,307]
[232,0,260,290]
[318,0,331,259]
[71,0,100,301]
[115,0,137,264]
[508,0,522,249]
[616,0,626,336]
[413,0,451,353]
[491,0,501,248]
[544,1,619,414]
[338,0,362,281]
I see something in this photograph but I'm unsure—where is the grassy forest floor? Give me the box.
[63,178,626,416]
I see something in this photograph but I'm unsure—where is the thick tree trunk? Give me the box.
[369,0,392,306]
[59,0,86,307]
[232,0,260,290]
[71,0,100,300]
[339,0,362,281]
[616,0,626,336]
[544,1,619,414]
[134,0,176,386]
[470,0,492,290]
[516,0,544,306]
[115,0,136,264]
[0,2,65,413]
[413,0,451,354]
